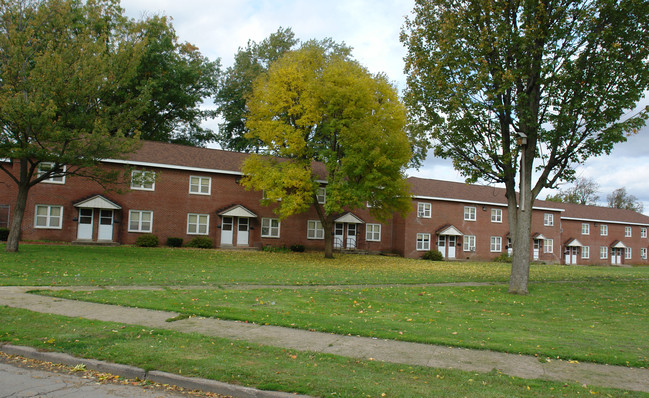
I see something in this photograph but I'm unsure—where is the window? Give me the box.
[187,213,209,235]
[129,210,152,233]
[544,213,554,226]
[307,220,324,239]
[600,224,608,236]
[625,247,632,259]
[642,228,647,238]
[491,209,502,223]
[416,233,431,251]
[581,223,590,235]
[34,205,62,229]
[464,206,476,221]
[316,188,326,204]
[581,246,590,259]
[261,218,280,238]
[366,224,381,242]
[37,162,65,184]
[189,176,211,195]
[625,227,632,237]
[131,170,155,191]
[600,246,608,259]
[641,248,647,260]
[417,202,431,218]
[543,239,553,253]
[463,235,476,252]
[490,236,502,252]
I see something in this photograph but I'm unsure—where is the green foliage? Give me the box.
[493,253,513,263]
[545,178,599,205]
[422,250,443,261]
[128,16,220,146]
[263,245,291,253]
[290,244,305,253]
[166,237,183,247]
[186,236,213,249]
[135,234,159,247]
[0,228,9,241]
[215,27,298,152]
[607,187,644,213]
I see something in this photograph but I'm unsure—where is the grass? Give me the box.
[38,279,649,368]
[2,243,648,286]
[1,306,646,398]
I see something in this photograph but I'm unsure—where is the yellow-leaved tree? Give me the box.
[242,41,412,258]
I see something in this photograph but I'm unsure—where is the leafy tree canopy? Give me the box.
[241,41,413,258]
[545,177,599,205]
[607,187,644,213]
[402,0,649,294]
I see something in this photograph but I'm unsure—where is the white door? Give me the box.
[533,240,540,260]
[98,210,114,241]
[611,249,621,265]
[347,224,357,249]
[77,208,93,240]
[438,235,446,258]
[447,236,456,259]
[221,217,233,245]
[571,247,578,264]
[334,223,344,249]
[237,218,249,246]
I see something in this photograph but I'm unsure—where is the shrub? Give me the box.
[0,228,9,241]
[166,237,183,247]
[494,252,513,263]
[135,234,159,247]
[186,236,213,249]
[290,244,305,252]
[263,245,290,253]
[422,250,443,261]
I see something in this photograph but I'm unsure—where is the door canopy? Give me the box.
[73,195,121,210]
[532,233,547,240]
[334,212,364,224]
[436,224,463,236]
[564,238,583,247]
[610,240,627,249]
[218,204,257,218]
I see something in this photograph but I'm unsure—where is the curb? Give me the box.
[0,343,308,398]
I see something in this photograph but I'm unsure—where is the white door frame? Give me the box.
[533,240,540,260]
[221,217,234,245]
[447,235,456,259]
[438,235,446,258]
[347,224,357,249]
[97,209,114,241]
[334,223,344,249]
[237,218,249,246]
[77,208,94,240]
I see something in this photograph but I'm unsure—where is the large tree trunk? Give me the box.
[323,220,334,259]
[5,181,29,253]
[509,206,532,294]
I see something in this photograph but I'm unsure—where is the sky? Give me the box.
[120,0,649,213]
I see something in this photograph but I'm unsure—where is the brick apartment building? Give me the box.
[2,141,649,265]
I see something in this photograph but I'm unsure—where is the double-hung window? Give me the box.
[307,220,324,239]
[544,213,554,226]
[600,246,608,259]
[316,188,326,204]
[491,209,502,223]
[131,170,155,191]
[464,206,476,221]
[187,213,209,235]
[34,205,63,229]
[625,247,632,259]
[37,162,66,184]
[366,224,381,242]
[581,223,590,235]
[189,176,211,195]
[641,248,647,260]
[129,210,153,233]
[463,235,476,252]
[261,218,280,238]
[625,227,632,237]
[490,236,502,252]
[417,202,431,218]
[642,228,647,238]
[416,233,430,251]
[581,246,590,259]
[600,224,608,236]
[543,239,553,253]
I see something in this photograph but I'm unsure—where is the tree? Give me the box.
[241,42,413,258]
[546,177,599,205]
[402,0,649,294]
[0,0,150,252]
[215,27,299,152]
[607,187,644,213]
[126,16,220,146]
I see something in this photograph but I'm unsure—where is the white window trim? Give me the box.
[491,209,502,223]
[464,206,476,221]
[581,246,590,259]
[34,204,63,229]
[416,233,431,251]
[600,224,608,236]
[642,228,647,239]
[417,202,431,218]
[128,210,153,233]
[366,223,381,242]
[543,239,553,254]
[625,247,632,259]
[641,248,647,260]
[261,218,281,238]
[37,162,66,184]
[490,236,502,252]
[189,176,211,195]
[307,220,324,240]
[131,170,155,191]
[187,213,209,235]
[625,227,632,238]
[316,188,326,204]
[600,246,608,259]
[581,223,590,235]
[463,235,476,252]
[544,213,554,226]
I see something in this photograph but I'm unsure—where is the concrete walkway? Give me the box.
[1,286,648,394]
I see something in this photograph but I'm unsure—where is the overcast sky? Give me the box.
[121,0,649,213]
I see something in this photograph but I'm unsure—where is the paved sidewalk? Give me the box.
[1,286,648,394]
